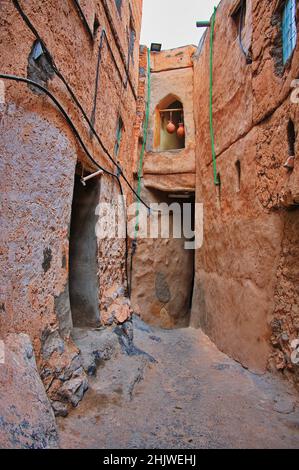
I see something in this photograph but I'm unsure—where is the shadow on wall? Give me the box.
[69,173,101,328]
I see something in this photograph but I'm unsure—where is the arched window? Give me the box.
[154,95,185,151]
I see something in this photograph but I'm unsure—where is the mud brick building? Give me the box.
[0,0,143,418]
[1,0,299,450]
[134,0,299,382]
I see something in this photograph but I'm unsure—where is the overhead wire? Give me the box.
[0,72,131,295]
[11,0,151,211]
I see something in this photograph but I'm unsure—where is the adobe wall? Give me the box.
[131,185,194,329]
[131,45,196,328]
[143,46,196,193]
[192,0,299,382]
[0,0,142,412]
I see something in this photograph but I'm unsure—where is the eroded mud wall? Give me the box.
[0,0,142,412]
[192,0,299,382]
[131,45,196,327]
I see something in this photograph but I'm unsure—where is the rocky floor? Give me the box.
[58,317,299,449]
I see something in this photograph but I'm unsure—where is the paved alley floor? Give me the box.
[58,317,299,449]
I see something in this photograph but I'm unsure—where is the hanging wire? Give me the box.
[11,0,151,211]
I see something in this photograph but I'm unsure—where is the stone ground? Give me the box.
[58,317,299,449]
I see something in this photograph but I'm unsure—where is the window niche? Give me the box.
[217,173,221,200]
[155,95,185,152]
[284,119,296,170]
[235,160,241,192]
[93,15,100,38]
[231,0,252,63]
[232,0,246,41]
[288,119,296,156]
[272,0,297,75]
[27,40,55,93]
[282,0,297,65]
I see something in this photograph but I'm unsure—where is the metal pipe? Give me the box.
[81,170,104,186]
[196,21,211,28]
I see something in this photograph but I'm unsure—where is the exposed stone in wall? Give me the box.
[0,0,142,414]
[260,100,299,380]
[269,211,299,385]
[256,98,299,211]
[97,176,132,326]
[131,187,194,329]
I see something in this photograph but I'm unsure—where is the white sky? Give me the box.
[140,0,220,50]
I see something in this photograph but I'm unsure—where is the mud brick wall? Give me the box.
[0,0,142,411]
[191,0,299,386]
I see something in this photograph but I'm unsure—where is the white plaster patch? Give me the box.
[0,80,5,105]
[0,340,5,364]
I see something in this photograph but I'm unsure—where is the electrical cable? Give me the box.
[12,0,151,211]
[9,1,153,297]
[0,72,131,296]
[0,73,117,177]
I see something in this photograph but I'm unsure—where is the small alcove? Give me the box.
[155,95,185,151]
[235,160,241,192]
[232,0,246,41]
[287,119,296,157]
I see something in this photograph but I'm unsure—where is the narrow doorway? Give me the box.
[131,190,195,329]
[69,173,101,328]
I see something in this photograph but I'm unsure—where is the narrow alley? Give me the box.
[0,0,299,453]
[58,316,299,449]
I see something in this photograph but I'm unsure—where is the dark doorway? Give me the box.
[69,174,101,327]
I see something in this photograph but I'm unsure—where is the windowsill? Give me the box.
[151,148,186,154]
